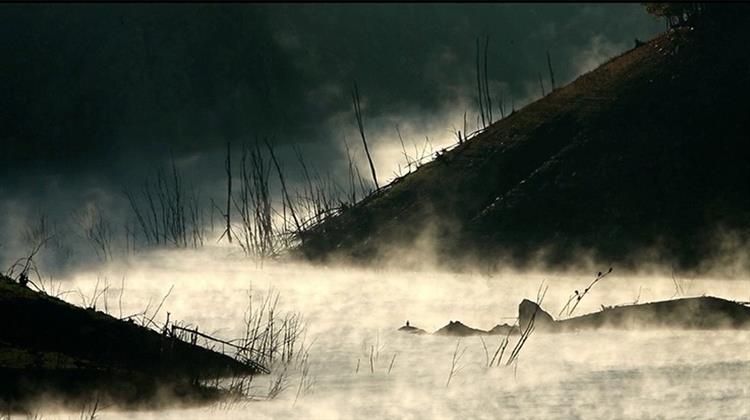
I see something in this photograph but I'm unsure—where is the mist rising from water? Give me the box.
[27,248,750,419]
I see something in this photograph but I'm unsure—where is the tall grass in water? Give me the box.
[446,339,467,387]
[558,268,613,318]
[232,141,277,259]
[477,281,548,371]
[172,286,313,402]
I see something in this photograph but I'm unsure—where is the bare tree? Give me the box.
[476,37,487,129]
[546,50,556,91]
[221,141,233,244]
[233,142,276,259]
[21,214,55,251]
[475,36,494,130]
[497,90,506,119]
[483,35,493,123]
[264,139,301,235]
[76,205,114,262]
[124,220,137,255]
[352,82,379,190]
[124,157,203,249]
[6,218,56,288]
[187,187,206,248]
[396,126,414,171]
[538,72,546,97]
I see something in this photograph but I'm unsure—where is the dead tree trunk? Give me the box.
[546,50,556,91]
[224,141,233,243]
[264,139,302,234]
[352,83,379,190]
[538,72,546,97]
[475,37,486,129]
[483,35,492,123]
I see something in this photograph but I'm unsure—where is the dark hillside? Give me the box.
[299,16,750,271]
[0,275,263,410]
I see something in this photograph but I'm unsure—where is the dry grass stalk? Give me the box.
[505,282,548,366]
[559,268,613,318]
[446,339,467,387]
[387,352,397,375]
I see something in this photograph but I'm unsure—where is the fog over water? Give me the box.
[3,4,748,419]
[31,248,750,419]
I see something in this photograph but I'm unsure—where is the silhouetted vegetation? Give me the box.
[558,268,613,318]
[643,3,706,27]
[124,157,205,249]
[232,141,277,258]
[0,267,315,411]
[76,205,114,262]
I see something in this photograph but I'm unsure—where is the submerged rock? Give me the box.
[433,320,488,337]
[487,323,520,336]
[518,299,556,332]
[397,324,427,335]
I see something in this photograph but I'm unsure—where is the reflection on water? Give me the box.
[46,249,750,419]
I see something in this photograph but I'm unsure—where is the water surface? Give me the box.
[46,250,750,419]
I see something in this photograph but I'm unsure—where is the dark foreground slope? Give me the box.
[0,275,261,411]
[300,13,750,270]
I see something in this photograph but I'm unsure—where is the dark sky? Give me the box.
[0,4,662,260]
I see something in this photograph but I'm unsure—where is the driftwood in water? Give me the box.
[170,325,270,374]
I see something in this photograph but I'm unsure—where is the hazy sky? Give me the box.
[0,4,662,258]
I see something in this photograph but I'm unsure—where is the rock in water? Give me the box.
[433,320,488,336]
[518,299,555,332]
[398,324,427,335]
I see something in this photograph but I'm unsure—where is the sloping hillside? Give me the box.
[0,274,263,409]
[299,17,750,271]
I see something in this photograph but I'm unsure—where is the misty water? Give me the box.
[40,249,750,419]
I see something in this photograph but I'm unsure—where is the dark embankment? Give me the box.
[402,296,750,338]
[299,8,750,271]
[519,297,750,333]
[0,274,262,411]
